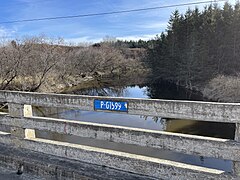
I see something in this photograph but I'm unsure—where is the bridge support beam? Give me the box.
[8,103,35,139]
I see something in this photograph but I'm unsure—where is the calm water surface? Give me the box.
[35,81,235,172]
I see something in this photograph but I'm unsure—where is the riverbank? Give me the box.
[157,74,240,103]
[49,72,240,104]
[0,37,148,93]
[202,75,240,103]
[60,72,148,94]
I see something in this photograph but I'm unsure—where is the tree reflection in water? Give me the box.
[146,80,204,101]
[73,86,126,97]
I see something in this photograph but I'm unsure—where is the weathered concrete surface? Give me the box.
[0,90,239,178]
[0,134,234,180]
[8,103,36,139]
[1,90,240,123]
[0,115,239,162]
[235,123,240,141]
[0,142,156,180]
[0,166,43,180]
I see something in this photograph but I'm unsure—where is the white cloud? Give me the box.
[64,36,102,44]
[65,34,157,43]
[137,22,168,29]
[2,0,234,43]
[117,34,157,41]
[0,27,17,39]
[0,27,8,37]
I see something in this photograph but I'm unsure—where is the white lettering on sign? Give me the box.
[101,101,104,108]
[99,101,123,110]
[106,102,110,109]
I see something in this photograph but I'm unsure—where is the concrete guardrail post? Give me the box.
[234,123,240,177]
[8,103,35,139]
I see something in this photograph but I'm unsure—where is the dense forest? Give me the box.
[144,2,240,94]
[106,2,240,101]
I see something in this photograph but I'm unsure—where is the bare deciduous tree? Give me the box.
[0,36,142,92]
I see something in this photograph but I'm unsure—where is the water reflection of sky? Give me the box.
[59,110,165,130]
[122,86,148,98]
[76,85,149,98]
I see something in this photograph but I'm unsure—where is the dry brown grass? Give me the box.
[203,75,240,102]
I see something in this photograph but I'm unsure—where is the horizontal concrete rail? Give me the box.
[0,90,240,123]
[0,143,157,180]
[0,90,239,178]
[0,133,234,180]
[0,115,239,161]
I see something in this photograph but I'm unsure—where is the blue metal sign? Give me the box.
[94,99,128,112]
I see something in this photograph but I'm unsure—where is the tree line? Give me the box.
[143,2,240,91]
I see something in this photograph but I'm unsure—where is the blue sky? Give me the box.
[0,0,236,43]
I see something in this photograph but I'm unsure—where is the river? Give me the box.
[34,81,234,173]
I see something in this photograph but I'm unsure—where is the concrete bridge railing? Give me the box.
[0,90,239,179]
